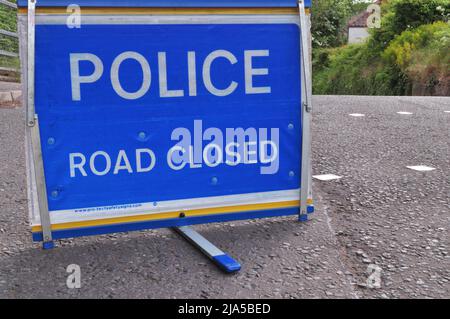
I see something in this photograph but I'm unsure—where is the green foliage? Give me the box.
[0,56,19,69]
[0,36,18,55]
[313,0,450,96]
[369,0,450,50]
[313,43,409,95]
[311,0,354,48]
[383,21,449,68]
[0,1,19,69]
[0,3,17,32]
[383,21,450,95]
[311,0,380,49]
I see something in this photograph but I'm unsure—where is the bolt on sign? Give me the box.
[18,0,314,265]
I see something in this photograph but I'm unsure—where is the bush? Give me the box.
[313,43,409,95]
[313,0,450,96]
[311,0,353,48]
[0,3,17,32]
[383,21,450,95]
[369,0,449,50]
[0,1,19,69]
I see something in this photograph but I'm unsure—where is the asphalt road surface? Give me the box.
[0,96,449,298]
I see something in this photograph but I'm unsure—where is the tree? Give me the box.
[311,0,371,48]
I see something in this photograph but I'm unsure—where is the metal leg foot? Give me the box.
[299,205,315,222]
[173,226,241,273]
[299,214,309,222]
[42,241,55,250]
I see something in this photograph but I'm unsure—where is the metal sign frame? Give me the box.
[298,0,313,222]
[19,0,313,271]
[25,0,55,249]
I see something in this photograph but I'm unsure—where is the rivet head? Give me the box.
[138,132,146,140]
[288,123,294,130]
[211,177,218,185]
[289,171,295,177]
[51,190,58,198]
[47,137,55,145]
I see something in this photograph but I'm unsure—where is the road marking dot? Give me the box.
[349,113,365,117]
[406,165,436,172]
[397,112,413,115]
[313,174,342,181]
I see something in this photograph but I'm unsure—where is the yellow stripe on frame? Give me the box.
[31,199,313,232]
[18,7,309,15]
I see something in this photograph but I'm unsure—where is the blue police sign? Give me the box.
[19,0,313,248]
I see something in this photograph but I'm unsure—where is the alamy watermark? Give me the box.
[168,120,280,175]
[66,4,81,29]
[66,264,81,289]
[367,3,381,29]
[365,264,382,289]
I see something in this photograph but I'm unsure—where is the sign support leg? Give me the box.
[173,226,241,273]
[298,0,313,222]
[30,117,54,250]
[27,0,53,249]
[26,0,36,127]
